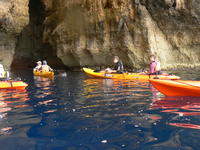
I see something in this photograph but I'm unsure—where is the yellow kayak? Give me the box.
[33,70,54,78]
[83,68,180,81]
[0,81,28,89]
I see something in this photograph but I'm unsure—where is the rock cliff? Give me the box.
[2,0,200,69]
[40,0,200,69]
[0,0,29,69]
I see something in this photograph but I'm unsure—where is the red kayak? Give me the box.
[149,79,200,96]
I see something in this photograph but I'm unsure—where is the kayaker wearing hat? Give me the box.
[34,61,42,72]
[42,60,53,72]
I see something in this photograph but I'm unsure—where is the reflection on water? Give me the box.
[82,79,151,118]
[0,89,29,136]
[33,76,57,114]
[151,95,200,130]
[1,71,200,149]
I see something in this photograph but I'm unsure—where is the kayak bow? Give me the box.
[149,79,200,96]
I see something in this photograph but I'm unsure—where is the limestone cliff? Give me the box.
[40,0,200,69]
[2,0,200,69]
[0,0,29,69]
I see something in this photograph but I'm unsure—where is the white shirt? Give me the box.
[0,64,5,78]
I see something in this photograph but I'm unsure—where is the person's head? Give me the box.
[113,56,120,63]
[37,61,42,65]
[150,55,156,62]
[43,60,47,65]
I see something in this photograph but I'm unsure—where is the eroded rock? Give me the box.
[38,0,200,69]
[0,0,29,68]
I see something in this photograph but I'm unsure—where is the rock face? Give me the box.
[2,0,200,69]
[39,0,200,69]
[0,0,29,69]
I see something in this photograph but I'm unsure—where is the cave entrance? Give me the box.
[11,0,66,69]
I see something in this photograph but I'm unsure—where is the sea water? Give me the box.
[0,70,199,150]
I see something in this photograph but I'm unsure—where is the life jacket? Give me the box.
[114,60,124,73]
[150,61,157,74]
[42,65,51,72]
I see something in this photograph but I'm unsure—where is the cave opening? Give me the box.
[11,0,66,70]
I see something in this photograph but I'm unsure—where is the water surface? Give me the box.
[0,70,200,150]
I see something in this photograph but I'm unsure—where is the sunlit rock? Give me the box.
[39,0,200,69]
[0,0,29,68]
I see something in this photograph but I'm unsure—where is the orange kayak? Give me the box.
[0,81,28,90]
[149,79,200,96]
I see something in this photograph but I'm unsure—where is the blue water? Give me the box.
[0,70,200,150]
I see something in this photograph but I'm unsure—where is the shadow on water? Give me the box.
[1,70,200,149]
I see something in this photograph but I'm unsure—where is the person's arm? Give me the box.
[49,66,54,71]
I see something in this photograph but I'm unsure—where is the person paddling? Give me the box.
[34,61,42,72]
[149,55,161,75]
[105,56,124,73]
[42,60,53,72]
[0,63,10,80]
[113,56,124,73]
[0,64,5,78]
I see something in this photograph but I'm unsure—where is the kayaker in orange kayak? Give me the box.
[149,55,161,75]
[0,62,10,80]
[104,56,124,73]
[0,63,5,78]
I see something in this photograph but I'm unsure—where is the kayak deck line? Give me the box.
[174,80,200,89]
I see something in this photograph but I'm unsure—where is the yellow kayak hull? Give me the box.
[0,81,28,89]
[83,68,180,81]
[33,70,54,78]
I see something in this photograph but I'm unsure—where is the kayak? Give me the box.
[149,79,200,96]
[83,68,180,81]
[0,81,28,90]
[33,70,54,78]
